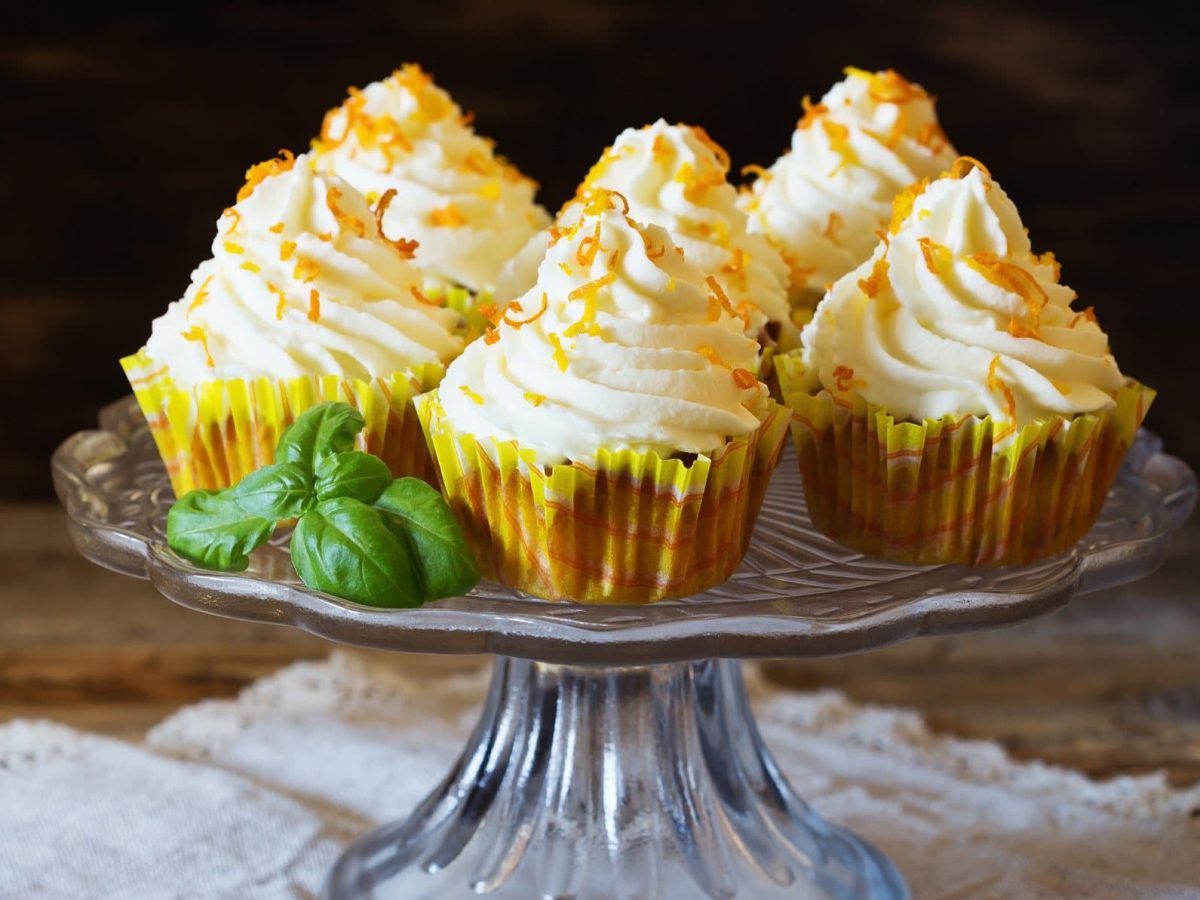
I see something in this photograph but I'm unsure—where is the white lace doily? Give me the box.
[1,651,1198,899]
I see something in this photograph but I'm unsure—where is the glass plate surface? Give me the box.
[52,397,1196,665]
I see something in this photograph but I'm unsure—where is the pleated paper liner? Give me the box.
[775,353,1154,566]
[416,392,790,604]
[121,349,444,497]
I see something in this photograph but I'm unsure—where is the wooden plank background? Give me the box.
[2,2,1199,498]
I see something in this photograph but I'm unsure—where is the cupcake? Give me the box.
[740,67,958,319]
[776,159,1153,566]
[311,64,550,318]
[123,151,466,496]
[498,120,797,362]
[418,191,790,603]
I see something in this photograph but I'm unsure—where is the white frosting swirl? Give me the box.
[145,152,465,388]
[440,195,767,464]
[497,120,794,346]
[800,162,1126,434]
[311,65,550,294]
[741,68,958,300]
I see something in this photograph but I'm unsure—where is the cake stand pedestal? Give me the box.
[53,398,1196,900]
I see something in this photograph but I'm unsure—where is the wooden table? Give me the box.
[3,503,1198,786]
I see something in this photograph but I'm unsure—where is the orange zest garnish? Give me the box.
[222,207,241,232]
[576,220,603,267]
[740,163,770,181]
[411,286,444,307]
[604,189,630,215]
[564,273,615,338]
[652,133,674,161]
[567,271,617,301]
[690,125,731,172]
[966,252,1048,336]
[307,289,321,322]
[797,96,827,130]
[223,241,244,255]
[888,177,930,234]
[268,282,288,321]
[916,237,950,275]
[523,392,545,407]
[547,333,569,372]
[987,355,1018,428]
[483,327,500,345]
[780,251,817,285]
[279,240,297,262]
[268,221,285,234]
[916,122,949,155]
[478,303,501,324]
[673,159,725,204]
[503,292,549,327]
[821,119,860,176]
[187,275,215,315]
[858,256,890,298]
[240,261,260,272]
[844,67,927,105]
[237,149,295,202]
[375,188,420,258]
[948,156,991,180]
[558,262,572,276]
[180,326,214,367]
[705,275,733,321]
[697,345,730,368]
[735,300,757,331]
[731,368,758,390]
[1069,306,1099,329]
[832,364,856,392]
[823,211,843,241]
[429,204,467,228]
[326,187,367,237]
[459,385,485,405]
[293,258,320,283]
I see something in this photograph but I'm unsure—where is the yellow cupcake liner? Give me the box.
[121,349,445,497]
[425,279,493,342]
[416,393,790,604]
[775,353,1155,566]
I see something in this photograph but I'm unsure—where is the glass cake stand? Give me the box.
[53,397,1196,900]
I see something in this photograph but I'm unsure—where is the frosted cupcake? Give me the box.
[311,64,550,313]
[419,191,789,603]
[499,120,796,360]
[776,159,1153,566]
[740,68,958,317]
[123,151,465,496]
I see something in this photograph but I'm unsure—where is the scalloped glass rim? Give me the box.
[51,397,1196,665]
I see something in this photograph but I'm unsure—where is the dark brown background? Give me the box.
[3,2,1197,498]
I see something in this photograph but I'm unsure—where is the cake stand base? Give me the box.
[322,657,908,900]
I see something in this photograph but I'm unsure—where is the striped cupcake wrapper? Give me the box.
[121,349,444,497]
[416,392,790,604]
[775,353,1154,566]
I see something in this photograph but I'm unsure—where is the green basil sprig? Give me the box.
[166,402,480,607]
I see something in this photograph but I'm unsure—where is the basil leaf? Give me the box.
[291,497,422,608]
[314,451,392,504]
[276,402,365,474]
[375,478,480,600]
[167,489,275,572]
[228,462,313,520]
